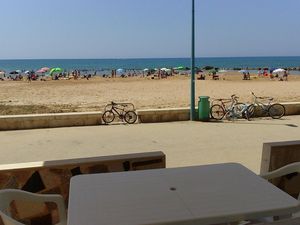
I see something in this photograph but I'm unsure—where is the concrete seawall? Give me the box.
[0,102,300,130]
[0,112,102,130]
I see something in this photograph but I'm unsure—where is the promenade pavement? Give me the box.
[1,116,300,173]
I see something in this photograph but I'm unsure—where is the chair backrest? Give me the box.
[253,217,300,225]
[0,189,66,225]
[261,162,300,201]
[0,211,24,225]
[0,190,27,224]
[261,162,300,180]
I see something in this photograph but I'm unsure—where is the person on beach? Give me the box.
[283,70,288,81]
[27,73,31,82]
[258,68,262,77]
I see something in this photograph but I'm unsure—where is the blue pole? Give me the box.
[190,0,196,121]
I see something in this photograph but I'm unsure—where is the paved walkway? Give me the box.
[1,116,300,173]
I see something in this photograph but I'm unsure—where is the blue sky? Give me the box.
[1,0,299,59]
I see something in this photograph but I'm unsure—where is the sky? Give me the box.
[0,0,300,59]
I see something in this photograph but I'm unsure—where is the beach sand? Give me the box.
[1,72,300,115]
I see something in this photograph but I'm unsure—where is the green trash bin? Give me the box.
[198,96,210,121]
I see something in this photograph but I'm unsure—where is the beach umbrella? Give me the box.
[36,69,46,73]
[174,66,185,70]
[209,69,218,73]
[0,71,5,76]
[37,67,50,73]
[161,68,171,73]
[24,71,30,74]
[273,68,285,74]
[9,71,19,75]
[116,68,124,74]
[41,67,50,72]
[50,67,62,75]
[143,68,149,72]
[16,70,22,73]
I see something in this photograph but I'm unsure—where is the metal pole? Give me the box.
[190,0,196,121]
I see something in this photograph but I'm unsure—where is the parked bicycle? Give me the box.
[210,95,249,120]
[246,92,285,119]
[102,102,138,124]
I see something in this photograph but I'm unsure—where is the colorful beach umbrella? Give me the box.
[50,68,62,75]
[37,67,50,73]
[41,67,50,71]
[36,69,46,73]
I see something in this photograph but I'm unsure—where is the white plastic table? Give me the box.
[67,163,299,225]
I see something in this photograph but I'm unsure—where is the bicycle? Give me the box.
[210,95,249,120]
[246,92,285,119]
[102,102,138,124]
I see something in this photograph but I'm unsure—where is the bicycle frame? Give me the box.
[110,104,127,119]
[251,93,272,113]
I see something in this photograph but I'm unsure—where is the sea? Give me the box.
[0,56,300,74]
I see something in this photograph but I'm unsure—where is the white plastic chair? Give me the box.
[261,162,300,200]
[0,189,67,225]
[249,217,300,225]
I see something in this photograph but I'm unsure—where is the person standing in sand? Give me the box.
[258,68,262,77]
[283,70,288,81]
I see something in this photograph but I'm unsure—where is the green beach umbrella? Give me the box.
[208,69,218,75]
[175,66,185,70]
[50,68,62,76]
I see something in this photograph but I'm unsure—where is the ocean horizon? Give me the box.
[1,56,300,72]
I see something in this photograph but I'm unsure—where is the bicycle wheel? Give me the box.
[124,111,137,124]
[268,104,285,119]
[102,110,115,124]
[210,104,225,120]
[245,104,255,120]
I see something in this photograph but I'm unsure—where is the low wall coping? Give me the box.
[0,151,165,171]
[0,111,102,119]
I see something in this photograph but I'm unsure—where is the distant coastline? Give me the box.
[0,56,300,72]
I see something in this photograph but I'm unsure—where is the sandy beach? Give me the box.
[1,72,300,115]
